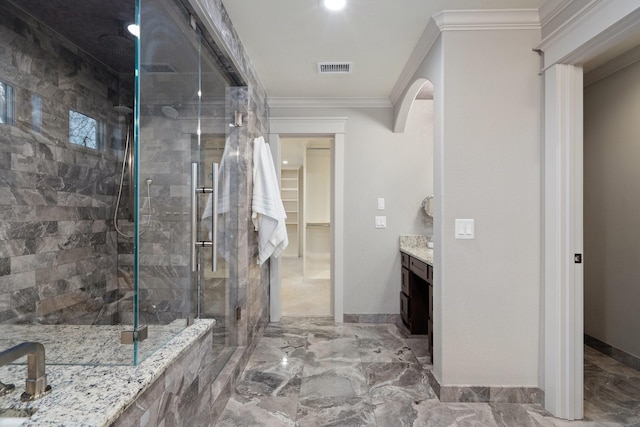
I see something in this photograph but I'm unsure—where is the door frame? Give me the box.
[542,63,584,420]
[538,1,640,419]
[268,117,347,322]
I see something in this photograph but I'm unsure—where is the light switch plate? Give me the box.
[375,216,387,229]
[455,219,474,239]
[377,198,385,210]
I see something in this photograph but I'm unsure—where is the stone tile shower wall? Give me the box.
[242,86,271,347]
[0,0,271,340]
[122,113,195,325]
[127,100,228,326]
[0,2,132,324]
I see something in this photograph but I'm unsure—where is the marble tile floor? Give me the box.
[281,257,331,317]
[215,317,640,427]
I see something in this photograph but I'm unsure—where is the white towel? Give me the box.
[252,136,288,265]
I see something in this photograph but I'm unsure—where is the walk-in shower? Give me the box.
[0,0,239,368]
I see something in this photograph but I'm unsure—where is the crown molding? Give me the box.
[432,9,540,32]
[584,42,640,86]
[269,117,348,135]
[536,1,640,70]
[268,97,392,109]
[390,9,541,105]
[538,0,574,29]
[390,19,440,106]
[536,0,601,62]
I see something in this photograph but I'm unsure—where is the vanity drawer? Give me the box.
[410,257,430,283]
[401,252,410,269]
[401,267,410,295]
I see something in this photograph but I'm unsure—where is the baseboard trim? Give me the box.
[585,334,640,372]
[343,313,400,324]
[426,371,544,405]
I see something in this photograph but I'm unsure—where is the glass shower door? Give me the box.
[135,0,235,364]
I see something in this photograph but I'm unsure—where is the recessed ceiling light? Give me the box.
[283,160,289,164]
[322,0,346,11]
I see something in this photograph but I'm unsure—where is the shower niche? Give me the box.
[0,0,240,366]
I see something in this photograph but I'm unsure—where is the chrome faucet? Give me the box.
[0,342,52,401]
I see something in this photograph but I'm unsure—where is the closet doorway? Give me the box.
[280,137,332,316]
[581,46,640,424]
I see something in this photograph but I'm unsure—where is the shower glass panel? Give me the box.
[136,0,237,364]
[0,0,237,367]
[0,0,138,365]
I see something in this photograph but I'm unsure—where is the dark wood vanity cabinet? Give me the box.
[400,252,433,349]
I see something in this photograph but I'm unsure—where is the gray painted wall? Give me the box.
[407,27,542,387]
[270,103,434,315]
[584,58,640,359]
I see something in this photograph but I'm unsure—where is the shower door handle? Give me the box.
[211,162,218,272]
[191,163,199,272]
[191,162,218,272]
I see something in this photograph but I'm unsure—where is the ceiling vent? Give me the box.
[140,63,177,73]
[318,62,352,74]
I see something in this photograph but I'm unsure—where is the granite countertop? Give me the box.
[0,322,188,365]
[399,235,433,265]
[0,319,214,426]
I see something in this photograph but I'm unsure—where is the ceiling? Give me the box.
[11,0,136,74]
[221,0,546,100]
[14,0,640,101]
[10,0,230,104]
[12,0,559,101]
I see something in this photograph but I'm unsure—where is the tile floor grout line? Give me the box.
[292,322,309,427]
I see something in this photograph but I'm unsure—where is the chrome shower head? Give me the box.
[161,105,179,119]
[99,20,135,57]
